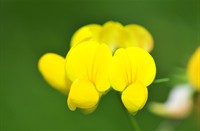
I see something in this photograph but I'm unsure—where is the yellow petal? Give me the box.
[110,47,156,91]
[38,53,71,94]
[110,48,136,91]
[70,24,101,47]
[98,21,128,51]
[126,47,156,86]
[66,41,99,81]
[66,41,112,92]
[92,44,112,92]
[121,82,148,113]
[187,47,200,91]
[67,79,99,111]
[125,24,154,52]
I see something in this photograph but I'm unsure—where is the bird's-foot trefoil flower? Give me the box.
[110,47,156,113]
[71,21,154,52]
[66,41,112,112]
[38,21,156,115]
[38,53,71,95]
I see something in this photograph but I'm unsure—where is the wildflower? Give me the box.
[38,21,155,114]
[71,21,154,52]
[110,47,156,113]
[38,53,71,94]
[66,41,112,111]
[187,47,200,91]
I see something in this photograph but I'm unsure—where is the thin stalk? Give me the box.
[127,112,141,131]
[116,92,142,131]
[153,78,170,84]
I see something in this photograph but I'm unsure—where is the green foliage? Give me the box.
[1,0,199,131]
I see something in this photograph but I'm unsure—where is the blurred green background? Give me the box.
[1,0,199,130]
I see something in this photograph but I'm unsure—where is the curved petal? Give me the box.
[66,41,99,81]
[110,48,136,91]
[92,44,112,92]
[121,82,148,113]
[70,24,101,47]
[126,47,156,86]
[187,47,200,91]
[67,79,99,111]
[66,41,112,92]
[125,24,154,52]
[110,47,156,91]
[38,53,71,94]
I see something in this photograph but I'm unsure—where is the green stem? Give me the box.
[127,112,141,131]
[117,92,142,131]
[153,78,170,84]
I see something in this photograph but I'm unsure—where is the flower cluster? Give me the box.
[38,21,156,114]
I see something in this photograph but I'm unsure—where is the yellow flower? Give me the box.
[110,47,156,113]
[66,41,112,111]
[187,47,200,91]
[71,21,154,52]
[38,22,155,114]
[38,53,71,95]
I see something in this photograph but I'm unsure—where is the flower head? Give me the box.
[71,21,154,52]
[66,41,112,111]
[38,21,156,114]
[187,47,200,91]
[110,47,156,113]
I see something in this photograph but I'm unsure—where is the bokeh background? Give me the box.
[1,0,199,130]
